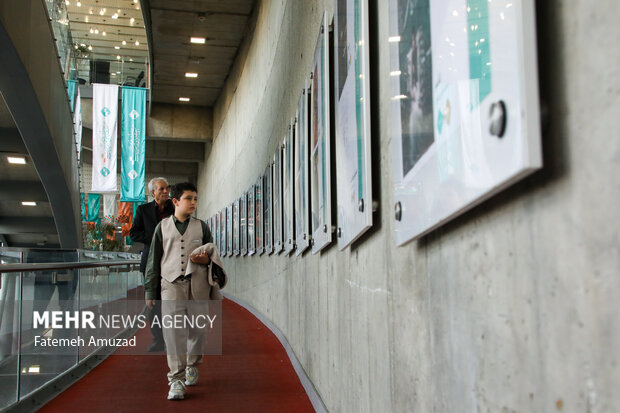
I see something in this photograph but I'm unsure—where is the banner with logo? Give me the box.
[92,84,118,192]
[87,193,101,224]
[121,87,146,202]
[118,201,133,236]
[103,194,118,223]
[74,87,83,162]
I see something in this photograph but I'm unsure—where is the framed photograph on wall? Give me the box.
[233,199,240,256]
[283,124,295,256]
[310,12,333,254]
[255,176,264,255]
[335,0,373,250]
[226,204,233,256]
[388,0,542,245]
[214,213,220,254]
[273,148,283,254]
[295,84,311,255]
[240,193,248,255]
[247,185,256,256]
[263,164,273,254]
[218,209,226,257]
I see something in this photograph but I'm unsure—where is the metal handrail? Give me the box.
[0,260,140,273]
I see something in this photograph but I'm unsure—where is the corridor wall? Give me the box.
[197,0,620,411]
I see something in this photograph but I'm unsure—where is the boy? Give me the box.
[145,182,213,400]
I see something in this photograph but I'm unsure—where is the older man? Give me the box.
[130,177,174,352]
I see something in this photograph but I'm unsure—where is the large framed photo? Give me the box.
[240,193,248,255]
[273,148,283,254]
[335,0,373,250]
[226,204,233,256]
[295,84,311,255]
[263,164,273,255]
[255,176,264,255]
[233,199,240,256]
[310,12,333,254]
[247,185,256,255]
[283,124,295,256]
[388,0,542,245]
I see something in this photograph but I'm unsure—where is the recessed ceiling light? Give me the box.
[135,40,140,46]
[84,16,88,22]
[114,45,120,49]
[7,156,26,164]
[88,45,92,50]
[102,31,107,36]
[179,97,190,102]
[190,37,206,44]
[65,0,70,5]
[122,40,127,45]
[22,201,37,206]
[77,1,81,6]
[94,29,99,34]
[185,72,198,78]
[129,17,135,24]
[112,13,118,19]
[117,55,121,60]
[99,9,105,16]
[129,58,133,62]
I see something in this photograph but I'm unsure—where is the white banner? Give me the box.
[103,193,118,223]
[74,87,82,162]
[92,84,118,192]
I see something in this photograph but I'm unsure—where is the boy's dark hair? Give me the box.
[170,182,197,200]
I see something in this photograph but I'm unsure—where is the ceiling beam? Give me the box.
[0,217,57,234]
[0,181,47,202]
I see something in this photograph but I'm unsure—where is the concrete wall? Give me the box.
[197,0,620,411]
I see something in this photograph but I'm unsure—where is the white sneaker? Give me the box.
[185,366,199,386]
[167,379,186,400]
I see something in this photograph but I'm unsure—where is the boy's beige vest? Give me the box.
[160,216,203,283]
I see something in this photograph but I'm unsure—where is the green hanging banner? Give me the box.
[120,86,146,202]
[87,193,101,224]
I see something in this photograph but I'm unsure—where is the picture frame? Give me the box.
[263,164,273,255]
[388,0,542,245]
[233,199,240,256]
[334,0,374,250]
[283,123,295,256]
[226,203,233,256]
[295,82,311,255]
[310,12,334,254]
[247,185,256,256]
[273,148,283,254]
[255,176,264,255]
[240,193,248,255]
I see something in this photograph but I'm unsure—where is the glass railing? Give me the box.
[0,248,142,410]
[73,57,149,88]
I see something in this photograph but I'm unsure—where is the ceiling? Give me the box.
[0,0,256,248]
[148,0,256,106]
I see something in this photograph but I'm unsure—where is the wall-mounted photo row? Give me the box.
[263,164,273,255]
[310,11,333,254]
[255,176,264,255]
[388,0,542,245]
[240,193,248,255]
[219,208,227,257]
[226,203,233,256]
[247,185,256,255]
[295,84,311,255]
[335,0,373,250]
[272,148,283,254]
[283,123,295,256]
[233,198,240,256]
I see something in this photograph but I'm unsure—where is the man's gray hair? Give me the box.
[148,177,169,192]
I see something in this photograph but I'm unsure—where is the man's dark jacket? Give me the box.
[129,199,174,273]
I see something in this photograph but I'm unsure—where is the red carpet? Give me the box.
[40,298,315,412]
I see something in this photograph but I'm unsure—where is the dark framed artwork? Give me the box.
[233,199,240,255]
[283,122,295,256]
